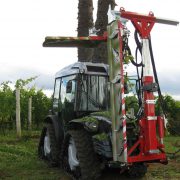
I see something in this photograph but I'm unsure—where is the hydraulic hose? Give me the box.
[134,30,142,55]
[129,31,143,67]
[123,31,144,109]
[134,30,144,107]
[148,37,167,117]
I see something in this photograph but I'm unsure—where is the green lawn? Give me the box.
[0,131,69,180]
[0,131,179,180]
[164,136,180,152]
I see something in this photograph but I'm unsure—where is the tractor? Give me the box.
[38,7,179,180]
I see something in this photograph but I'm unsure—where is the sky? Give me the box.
[0,0,180,99]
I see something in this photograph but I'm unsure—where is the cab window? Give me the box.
[60,75,76,104]
[53,78,61,109]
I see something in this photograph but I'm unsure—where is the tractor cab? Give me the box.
[52,62,109,123]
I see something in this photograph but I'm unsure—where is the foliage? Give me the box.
[19,86,51,129]
[0,78,51,132]
[91,111,111,119]
[125,96,139,115]
[162,95,180,136]
[0,81,15,132]
[126,95,180,136]
[32,89,51,128]
[15,76,38,89]
[80,116,98,124]
[164,136,180,154]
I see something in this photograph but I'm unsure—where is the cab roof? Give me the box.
[55,62,109,78]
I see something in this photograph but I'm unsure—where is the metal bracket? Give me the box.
[112,48,119,62]
[147,116,157,121]
[149,149,160,154]
[111,74,121,84]
[109,30,119,39]
[108,6,128,24]
[142,82,158,92]
[146,100,156,104]
[89,27,100,36]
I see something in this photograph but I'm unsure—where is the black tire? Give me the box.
[61,129,101,180]
[38,123,60,166]
[127,163,147,178]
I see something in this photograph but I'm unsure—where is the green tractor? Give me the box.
[38,7,178,180]
[38,62,113,179]
[38,62,144,179]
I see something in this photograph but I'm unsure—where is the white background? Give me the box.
[0,0,179,98]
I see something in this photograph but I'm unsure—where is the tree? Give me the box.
[17,85,51,129]
[162,95,180,135]
[0,81,15,133]
[32,89,51,129]
[78,0,94,62]
[93,0,116,63]
[155,95,180,135]
[77,0,116,63]
[0,78,51,132]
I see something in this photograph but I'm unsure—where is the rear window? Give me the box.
[86,65,106,73]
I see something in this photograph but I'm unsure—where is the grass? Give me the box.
[0,131,179,180]
[164,135,180,153]
[145,135,180,180]
[0,131,69,180]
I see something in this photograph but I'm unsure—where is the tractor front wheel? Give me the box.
[62,129,101,180]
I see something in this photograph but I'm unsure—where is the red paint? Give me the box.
[120,8,167,163]
[128,139,141,157]
[143,76,158,153]
[89,36,107,41]
[128,153,167,163]
[120,8,155,38]
[157,116,165,140]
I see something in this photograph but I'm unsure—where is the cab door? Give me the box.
[52,78,61,113]
[60,75,76,123]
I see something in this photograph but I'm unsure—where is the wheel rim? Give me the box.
[44,131,51,156]
[68,137,79,171]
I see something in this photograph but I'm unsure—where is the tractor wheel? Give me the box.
[61,129,101,180]
[38,123,60,166]
[127,163,147,178]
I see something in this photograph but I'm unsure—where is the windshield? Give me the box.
[77,74,109,111]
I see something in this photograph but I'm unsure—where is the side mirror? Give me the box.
[66,80,72,93]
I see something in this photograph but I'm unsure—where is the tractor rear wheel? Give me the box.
[61,129,101,180]
[38,123,60,166]
[127,163,147,178]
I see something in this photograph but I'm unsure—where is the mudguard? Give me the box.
[69,115,111,133]
[68,118,95,131]
[44,115,64,143]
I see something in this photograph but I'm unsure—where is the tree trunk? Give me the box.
[78,0,94,62]
[93,0,116,63]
